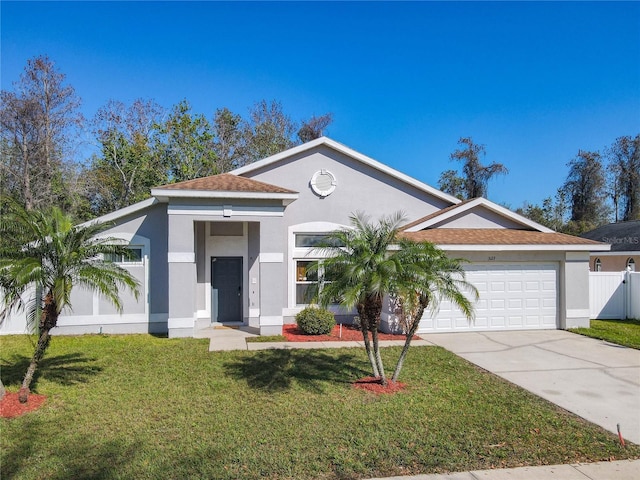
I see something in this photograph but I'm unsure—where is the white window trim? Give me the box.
[107,246,144,265]
[287,222,347,311]
[310,169,337,197]
[294,259,337,307]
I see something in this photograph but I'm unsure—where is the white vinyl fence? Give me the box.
[590,270,640,320]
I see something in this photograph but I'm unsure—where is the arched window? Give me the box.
[594,258,602,272]
[627,258,636,272]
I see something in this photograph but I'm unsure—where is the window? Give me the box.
[294,260,337,305]
[105,247,143,264]
[310,169,337,197]
[627,258,636,272]
[295,234,343,248]
[594,258,602,271]
[295,260,317,304]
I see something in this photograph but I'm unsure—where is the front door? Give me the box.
[211,257,243,323]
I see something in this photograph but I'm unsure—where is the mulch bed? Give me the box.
[1,392,47,419]
[282,323,420,342]
[353,376,407,394]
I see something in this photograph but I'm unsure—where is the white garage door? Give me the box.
[418,263,558,333]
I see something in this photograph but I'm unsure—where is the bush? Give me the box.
[296,307,336,335]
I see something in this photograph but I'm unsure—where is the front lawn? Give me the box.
[1,335,638,479]
[569,319,640,349]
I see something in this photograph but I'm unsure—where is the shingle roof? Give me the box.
[400,229,605,246]
[155,173,297,194]
[580,220,640,252]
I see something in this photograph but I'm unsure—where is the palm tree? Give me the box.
[0,200,140,403]
[314,212,477,386]
[313,212,404,384]
[390,239,477,381]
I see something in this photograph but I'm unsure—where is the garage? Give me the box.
[418,263,558,333]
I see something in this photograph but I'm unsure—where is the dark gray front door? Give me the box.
[211,257,243,323]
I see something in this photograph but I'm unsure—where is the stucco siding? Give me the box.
[101,202,168,317]
[431,208,526,229]
[243,145,452,228]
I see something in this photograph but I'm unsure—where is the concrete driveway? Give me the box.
[426,330,640,445]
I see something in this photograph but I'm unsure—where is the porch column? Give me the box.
[257,220,286,335]
[562,251,591,329]
[167,214,196,338]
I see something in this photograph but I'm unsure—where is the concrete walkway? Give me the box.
[202,327,640,479]
[197,325,432,351]
[367,459,640,480]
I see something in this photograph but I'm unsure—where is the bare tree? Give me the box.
[297,113,333,143]
[562,150,609,233]
[212,107,244,172]
[442,137,508,200]
[88,99,166,214]
[607,135,640,221]
[0,55,82,210]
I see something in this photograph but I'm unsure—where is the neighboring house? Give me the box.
[580,220,640,272]
[0,137,609,337]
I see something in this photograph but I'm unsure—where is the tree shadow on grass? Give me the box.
[223,349,370,394]
[0,352,102,391]
[2,417,139,480]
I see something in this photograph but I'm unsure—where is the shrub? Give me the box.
[296,307,336,335]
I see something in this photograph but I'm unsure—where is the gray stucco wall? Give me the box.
[108,203,169,317]
[432,208,526,229]
[46,202,169,335]
[243,145,453,228]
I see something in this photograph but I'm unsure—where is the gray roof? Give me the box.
[580,220,640,252]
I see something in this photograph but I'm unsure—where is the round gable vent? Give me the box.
[310,169,337,197]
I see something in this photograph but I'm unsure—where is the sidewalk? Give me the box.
[367,459,640,480]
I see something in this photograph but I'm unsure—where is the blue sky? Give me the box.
[2,1,639,209]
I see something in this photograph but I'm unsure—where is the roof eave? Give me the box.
[435,244,612,252]
[78,197,159,228]
[151,188,299,203]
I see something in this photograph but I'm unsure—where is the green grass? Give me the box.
[246,334,287,343]
[1,334,638,479]
[569,319,640,349]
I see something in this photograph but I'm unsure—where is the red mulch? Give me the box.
[0,392,47,419]
[353,376,407,394]
[282,324,420,342]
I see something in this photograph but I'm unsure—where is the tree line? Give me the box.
[1,55,332,220]
[438,135,640,234]
[2,55,638,233]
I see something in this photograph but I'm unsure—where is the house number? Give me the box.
[488,256,496,261]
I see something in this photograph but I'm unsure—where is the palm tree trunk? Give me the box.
[19,327,51,403]
[19,292,56,403]
[357,309,379,377]
[365,295,387,385]
[391,302,427,382]
[0,378,6,401]
[371,328,387,386]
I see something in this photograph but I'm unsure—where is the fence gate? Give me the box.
[590,271,640,320]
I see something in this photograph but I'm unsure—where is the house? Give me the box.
[0,137,609,337]
[580,220,639,272]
